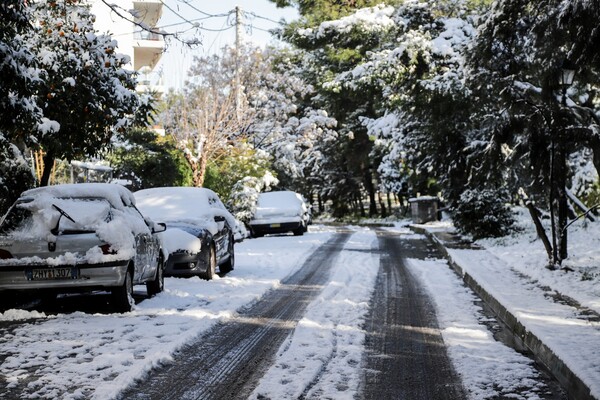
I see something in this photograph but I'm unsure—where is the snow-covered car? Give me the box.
[0,183,166,312]
[249,191,310,237]
[134,187,240,280]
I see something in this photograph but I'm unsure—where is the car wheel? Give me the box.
[146,255,164,297]
[220,236,235,274]
[112,268,134,312]
[293,226,304,236]
[201,244,217,280]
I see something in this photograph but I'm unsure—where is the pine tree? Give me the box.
[465,0,600,265]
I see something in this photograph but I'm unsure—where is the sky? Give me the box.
[152,0,300,90]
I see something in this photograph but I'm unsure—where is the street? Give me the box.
[0,226,564,399]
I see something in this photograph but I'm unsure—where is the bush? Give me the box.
[203,144,272,201]
[453,188,515,239]
[227,172,279,225]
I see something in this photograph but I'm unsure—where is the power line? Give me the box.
[160,0,203,30]
[179,0,230,19]
[248,25,276,33]
[245,11,283,25]
[149,1,290,38]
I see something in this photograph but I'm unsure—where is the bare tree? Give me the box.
[164,81,252,187]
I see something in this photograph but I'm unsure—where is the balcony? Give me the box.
[133,0,162,27]
[133,29,164,72]
[132,0,164,71]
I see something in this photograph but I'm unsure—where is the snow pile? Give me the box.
[157,228,202,255]
[298,4,395,38]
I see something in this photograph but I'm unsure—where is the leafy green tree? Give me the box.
[278,3,402,217]
[107,129,192,190]
[26,0,151,186]
[203,143,273,201]
[465,0,600,266]
[0,0,38,214]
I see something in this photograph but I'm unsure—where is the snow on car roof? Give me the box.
[134,187,216,221]
[22,183,135,210]
[257,191,303,208]
[134,186,247,240]
[3,184,147,261]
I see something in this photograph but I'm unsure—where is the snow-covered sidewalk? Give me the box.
[413,221,600,400]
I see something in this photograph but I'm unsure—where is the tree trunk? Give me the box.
[196,155,208,187]
[378,192,387,218]
[555,105,569,263]
[526,201,554,266]
[363,168,377,217]
[318,193,323,213]
[40,152,54,187]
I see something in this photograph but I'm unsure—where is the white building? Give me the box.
[90,0,165,94]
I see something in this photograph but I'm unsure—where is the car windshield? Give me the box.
[0,197,111,237]
[51,198,111,233]
[257,192,302,208]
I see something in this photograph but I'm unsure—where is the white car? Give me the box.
[0,183,166,312]
[249,191,310,237]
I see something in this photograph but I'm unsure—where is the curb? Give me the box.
[411,225,595,400]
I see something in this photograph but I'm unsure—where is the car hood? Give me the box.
[158,227,202,256]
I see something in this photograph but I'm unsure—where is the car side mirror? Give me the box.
[152,222,167,233]
[214,215,226,223]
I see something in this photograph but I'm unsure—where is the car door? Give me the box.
[126,206,156,281]
[208,195,229,260]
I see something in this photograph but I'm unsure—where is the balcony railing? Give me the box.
[134,31,162,41]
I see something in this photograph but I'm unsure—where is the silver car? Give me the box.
[0,183,166,312]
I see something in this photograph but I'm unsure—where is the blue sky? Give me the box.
[155,0,299,90]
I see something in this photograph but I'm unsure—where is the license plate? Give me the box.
[270,223,281,228]
[30,268,76,280]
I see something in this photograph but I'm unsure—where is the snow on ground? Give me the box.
[469,209,600,398]
[405,255,546,399]
[2,215,598,399]
[478,207,600,315]
[416,207,600,399]
[250,227,378,400]
[0,226,335,400]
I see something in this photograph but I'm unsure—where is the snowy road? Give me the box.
[360,229,465,399]
[118,229,354,399]
[0,224,566,399]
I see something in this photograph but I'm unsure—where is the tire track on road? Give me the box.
[359,229,466,400]
[119,229,353,400]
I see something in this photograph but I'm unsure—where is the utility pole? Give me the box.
[234,6,242,121]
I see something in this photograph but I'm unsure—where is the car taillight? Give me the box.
[0,249,13,259]
[100,244,117,255]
